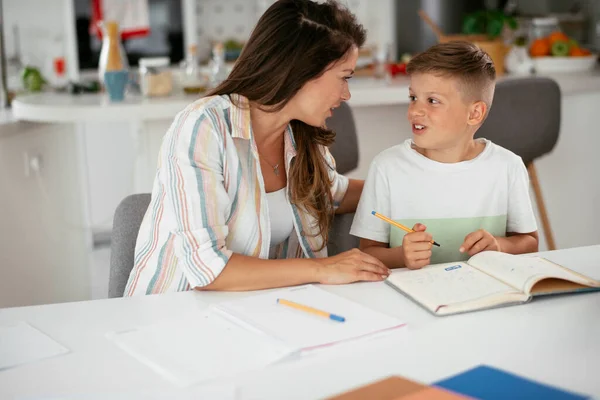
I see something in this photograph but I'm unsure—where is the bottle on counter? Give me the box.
[209,41,228,89]
[98,21,129,102]
[180,44,208,95]
[97,21,129,82]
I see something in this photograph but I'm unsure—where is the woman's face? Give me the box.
[291,46,359,127]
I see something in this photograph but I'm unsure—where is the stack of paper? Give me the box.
[108,285,405,386]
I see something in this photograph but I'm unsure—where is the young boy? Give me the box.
[350,41,539,269]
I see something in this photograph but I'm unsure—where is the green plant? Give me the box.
[462,10,518,40]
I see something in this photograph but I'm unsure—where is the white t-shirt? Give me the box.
[266,187,294,247]
[350,138,538,264]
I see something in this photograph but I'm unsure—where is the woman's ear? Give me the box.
[467,101,487,126]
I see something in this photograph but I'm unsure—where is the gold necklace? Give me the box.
[257,150,281,176]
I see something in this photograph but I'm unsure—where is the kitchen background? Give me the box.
[3,0,600,89]
[1,0,600,308]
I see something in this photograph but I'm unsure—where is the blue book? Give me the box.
[434,365,590,400]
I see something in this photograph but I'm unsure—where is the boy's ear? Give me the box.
[467,101,487,126]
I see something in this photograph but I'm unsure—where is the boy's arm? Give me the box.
[496,231,539,254]
[359,238,406,268]
[460,230,539,256]
[503,157,539,254]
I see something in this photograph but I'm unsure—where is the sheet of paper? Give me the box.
[215,285,405,351]
[468,252,586,293]
[107,309,293,387]
[0,321,70,370]
[386,263,517,312]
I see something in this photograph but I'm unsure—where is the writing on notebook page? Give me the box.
[388,263,517,311]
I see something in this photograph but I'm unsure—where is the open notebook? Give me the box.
[386,251,600,316]
[108,285,405,386]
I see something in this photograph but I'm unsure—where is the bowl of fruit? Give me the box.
[529,31,597,73]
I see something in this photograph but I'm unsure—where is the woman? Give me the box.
[124,0,389,295]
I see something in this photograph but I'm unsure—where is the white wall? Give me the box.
[2,0,78,88]
[187,0,396,61]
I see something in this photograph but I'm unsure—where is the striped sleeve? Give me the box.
[162,108,233,288]
[323,146,349,210]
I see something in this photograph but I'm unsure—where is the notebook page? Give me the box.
[386,262,519,313]
[107,309,293,387]
[0,321,70,370]
[214,285,405,351]
[468,251,596,293]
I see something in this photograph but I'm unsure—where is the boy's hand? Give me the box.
[402,223,432,269]
[460,229,501,256]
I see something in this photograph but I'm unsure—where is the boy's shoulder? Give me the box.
[483,140,524,168]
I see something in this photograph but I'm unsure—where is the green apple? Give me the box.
[551,40,570,57]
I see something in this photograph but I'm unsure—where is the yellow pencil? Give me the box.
[371,211,441,247]
[276,298,345,322]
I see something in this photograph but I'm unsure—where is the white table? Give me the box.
[1,245,599,399]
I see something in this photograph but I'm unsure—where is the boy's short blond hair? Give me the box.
[406,41,496,109]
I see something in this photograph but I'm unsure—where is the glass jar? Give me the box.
[139,57,173,97]
[209,42,228,89]
[528,17,561,43]
[180,45,209,95]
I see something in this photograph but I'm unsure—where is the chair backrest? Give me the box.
[475,77,561,165]
[327,102,359,174]
[108,193,151,298]
[327,212,360,256]
[324,102,360,252]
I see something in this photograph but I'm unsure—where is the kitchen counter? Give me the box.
[11,69,600,123]
[9,78,407,123]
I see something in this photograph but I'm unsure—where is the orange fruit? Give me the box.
[548,31,570,45]
[569,47,591,57]
[530,38,551,57]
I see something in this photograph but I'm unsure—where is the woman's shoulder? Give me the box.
[179,94,232,119]
[171,94,239,136]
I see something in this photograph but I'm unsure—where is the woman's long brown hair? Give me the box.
[209,0,366,250]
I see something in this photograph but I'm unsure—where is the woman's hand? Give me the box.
[314,248,390,284]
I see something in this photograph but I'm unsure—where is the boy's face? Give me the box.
[407,73,478,151]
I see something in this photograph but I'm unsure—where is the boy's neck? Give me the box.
[413,137,485,164]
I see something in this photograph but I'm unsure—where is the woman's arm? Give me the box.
[198,249,390,291]
[335,178,364,214]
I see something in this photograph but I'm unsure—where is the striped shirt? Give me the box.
[124,94,349,295]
